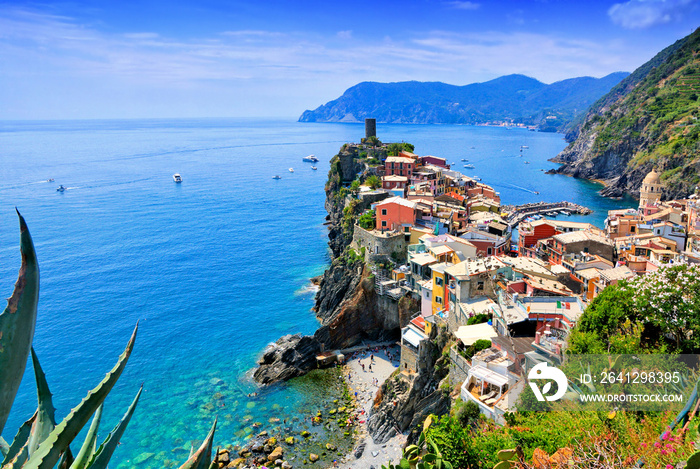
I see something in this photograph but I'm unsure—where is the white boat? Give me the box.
[47,178,55,182]
[173,173,182,183]
[472,176,482,181]
[461,158,467,161]
[302,155,319,162]
[464,164,475,169]
[56,185,66,192]
[311,166,318,170]
[289,168,294,173]
[272,175,281,180]
[524,161,530,164]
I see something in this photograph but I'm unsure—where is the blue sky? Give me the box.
[0,0,698,119]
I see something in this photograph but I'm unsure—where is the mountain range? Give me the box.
[299,73,629,131]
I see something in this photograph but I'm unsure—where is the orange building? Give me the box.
[375,197,418,231]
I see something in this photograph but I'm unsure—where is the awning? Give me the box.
[455,323,498,345]
[469,364,510,388]
[412,253,437,266]
[403,326,427,348]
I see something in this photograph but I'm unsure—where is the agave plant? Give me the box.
[0,211,217,469]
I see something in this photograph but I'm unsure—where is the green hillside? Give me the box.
[553,28,700,199]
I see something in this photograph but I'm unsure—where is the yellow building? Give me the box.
[430,262,451,315]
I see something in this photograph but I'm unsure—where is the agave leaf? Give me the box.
[1,412,36,466]
[22,324,138,469]
[2,440,29,469]
[27,348,57,455]
[177,417,217,469]
[58,448,75,469]
[84,385,143,469]
[69,404,103,469]
[0,437,8,457]
[0,211,40,436]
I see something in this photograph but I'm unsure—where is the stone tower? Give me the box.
[365,118,376,139]
[639,168,663,209]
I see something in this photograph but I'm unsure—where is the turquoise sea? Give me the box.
[0,119,634,467]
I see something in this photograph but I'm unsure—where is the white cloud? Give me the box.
[608,0,697,29]
[446,1,480,10]
[0,6,655,118]
[337,30,353,40]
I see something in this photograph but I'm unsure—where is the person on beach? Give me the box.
[361,362,365,371]
[371,353,374,361]
[369,363,372,372]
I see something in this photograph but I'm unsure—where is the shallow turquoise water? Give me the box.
[0,119,632,466]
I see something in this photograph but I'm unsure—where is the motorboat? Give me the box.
[461,158,467,161]
[272,175,281,180]
[524,161,530,164]
[56,185,66,192]
[311,166,318,170]
[289,168,294,173]
[47,178,55,182]
[464,164,475,169]
[173,173,182,183]
[302,155,319,162]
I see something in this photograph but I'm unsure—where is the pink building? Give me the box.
[382,175,409,191]
[385,156,415,178]
[418,155,449,169]
[375,197,418,231]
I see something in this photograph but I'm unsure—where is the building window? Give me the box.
[435,277,444,286]
[381,220,387,227]
[477,281,484,290]
[487,247,493,255]
[436,296,443,304]
[381,209,387,216]
[631,226,636,233]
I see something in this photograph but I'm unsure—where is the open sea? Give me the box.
[0,119,635,467]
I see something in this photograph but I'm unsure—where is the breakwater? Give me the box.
[502,201,593,226]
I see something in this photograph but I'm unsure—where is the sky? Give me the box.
[0,0,699,120]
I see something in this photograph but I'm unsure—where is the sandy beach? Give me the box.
[337,345,407,469]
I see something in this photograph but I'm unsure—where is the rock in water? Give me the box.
[253,334,321,385]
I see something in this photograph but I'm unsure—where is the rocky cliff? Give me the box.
[254,145,414,385]
[551,28,700,199]
[367,326,452,444]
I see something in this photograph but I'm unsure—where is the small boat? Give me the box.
[311,166,318,170]
[56,185,66,192]
[47,178,55,182]
[289,168,294,173]
[302,155,319,162]
[272,175,281,180]
[524,161,530,164]
[534,191,540,195]
[173,173,182,183]
[464,164,475,169]
[521,145,529,149]
[472,176,482,181]
[461,158,467,161]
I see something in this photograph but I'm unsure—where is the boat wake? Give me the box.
[493,182,538,194]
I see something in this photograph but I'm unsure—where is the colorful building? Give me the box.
[375,197,418,231]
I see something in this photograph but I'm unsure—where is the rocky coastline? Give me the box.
[250,142,452,466]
